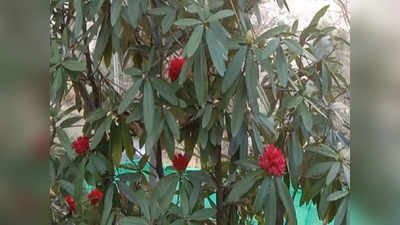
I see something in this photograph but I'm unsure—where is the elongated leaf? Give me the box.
[145,116,164,152]
[94,20,111,63]
[276,46,289,87]
[258,25,289,40]
[119,217,147,225]
[165,111,180,139]
[231,82,246,137]
[262,38,280,59]
[207,9,233,22]
[111,0,122,26]
[327,190,348,202]
[121,122,135,160]
[162,9,176,33]
[73,0,83,35]
[59,180,75,195]
[276,178,297,225]
[254,177,272,212]
[91,116,113,149]
[288,133,303,184]
[206,27,227,76]
[60,116,82,128]
[50,68,65,101]
[126,0,144,28]
[194,46,208,106]
[305,161,335,177]
[245,53,259,109]
[190,208,216,221]
[63,59,86,71]
[100,185,114,225]
[184,25,204,57]
[88,108,108,122]
[298,103,313,132]
[308,144,338,159]
[143,81,154,132]
[111,123,123,167]
[322,62,329,96]
[334,198,349,225]
[226,173,258,203]
[202,104,213,128]
[89,0,105,20]
[326,162,341,185]
[309,5,330,27]
[152,79,179,105]
[174,18,202,26]
[222,46,247,92]
[235,160,260,170]
[118,78,143,114]
[179,56,194,85]
[189,181,201,211]
[264,179,277,225]
[283,39,304,55]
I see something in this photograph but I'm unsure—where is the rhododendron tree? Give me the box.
[50,1,350,225]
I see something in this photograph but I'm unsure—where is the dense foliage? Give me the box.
[50,0,350,225]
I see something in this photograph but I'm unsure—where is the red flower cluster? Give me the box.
[258,144,286,177]
[168,57,185,82]
[88,188,103,206]
[72,135,89,155]
[65,195,77,214]
[172,153,190,173]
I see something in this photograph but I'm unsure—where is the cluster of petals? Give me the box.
[72,135,90,155]
[65,195,77,213]
[88,188,103,206]
[258,144,286,177]
[168,57,185,82]
[172,153,190,173]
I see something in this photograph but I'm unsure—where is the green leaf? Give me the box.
[110,0,122,26]
[152,79,179,105]
[327,190,348,202]
[276,46,289,87]
[180,188,190,216]
[226,173,258,203]
[119,217,147,225]
[254,177,272,212]
[100,185,114,225]
[89,0,105,20]
[50,68,64,101]
[235,160,260,170]
[162,9,176,33]
[283,39,304,55]
[334,198,349,225]
[206,27,227,76]
[179,56,194,85]
[174,18,202,26]
[126,67,143,76]
[202,104,213,128]
[262,38,280,59]
[308,144,338,159]
[88,108,108,123]
[60,116,82,128]
[165,111,180,139]
[73,0,83,35]
[326,162,341,185]
[57,129,72,152]
[145,116,164,151]
[305,161,336,177]
[59,180,75,195]
[153,174,179,212]
[94,20,112,64]
[258,25,289,40]
[231,82,246,137]
[63,59,86,71]
[170,219,185,225]
[118,78,143,114]
[143,80,154,132]
[121,122,135,160]
[207,9,234,22]
[194,46,208,106]
[199,128,208,149]
[298,103,313,132]
[111,123,123,167]
[222,46,247,92]
[288,133,303,184]
[91,116,113,149]
[276,178,297,225]
[184,25,204,57]
[321,62,329,96]
[190,208,216,221]
[309,5,329,28]
[126,0,144,28]
[245,53,259,109]
[189,181,201,211]
[264,178,277,225]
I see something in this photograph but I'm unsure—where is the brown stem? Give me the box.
[215,144,224,225]
[276,199,285,225]
[73,80,95,112]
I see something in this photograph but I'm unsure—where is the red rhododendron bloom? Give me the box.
[65,195,77,213]
[88,188,103,206]
[258,144,286,177]
[168,57,185,82]
[72,135,89,155]
[172,153,190,173]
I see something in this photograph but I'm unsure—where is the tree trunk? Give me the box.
[216,145,224,225]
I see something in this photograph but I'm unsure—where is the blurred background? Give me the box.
[0,0,399,224]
